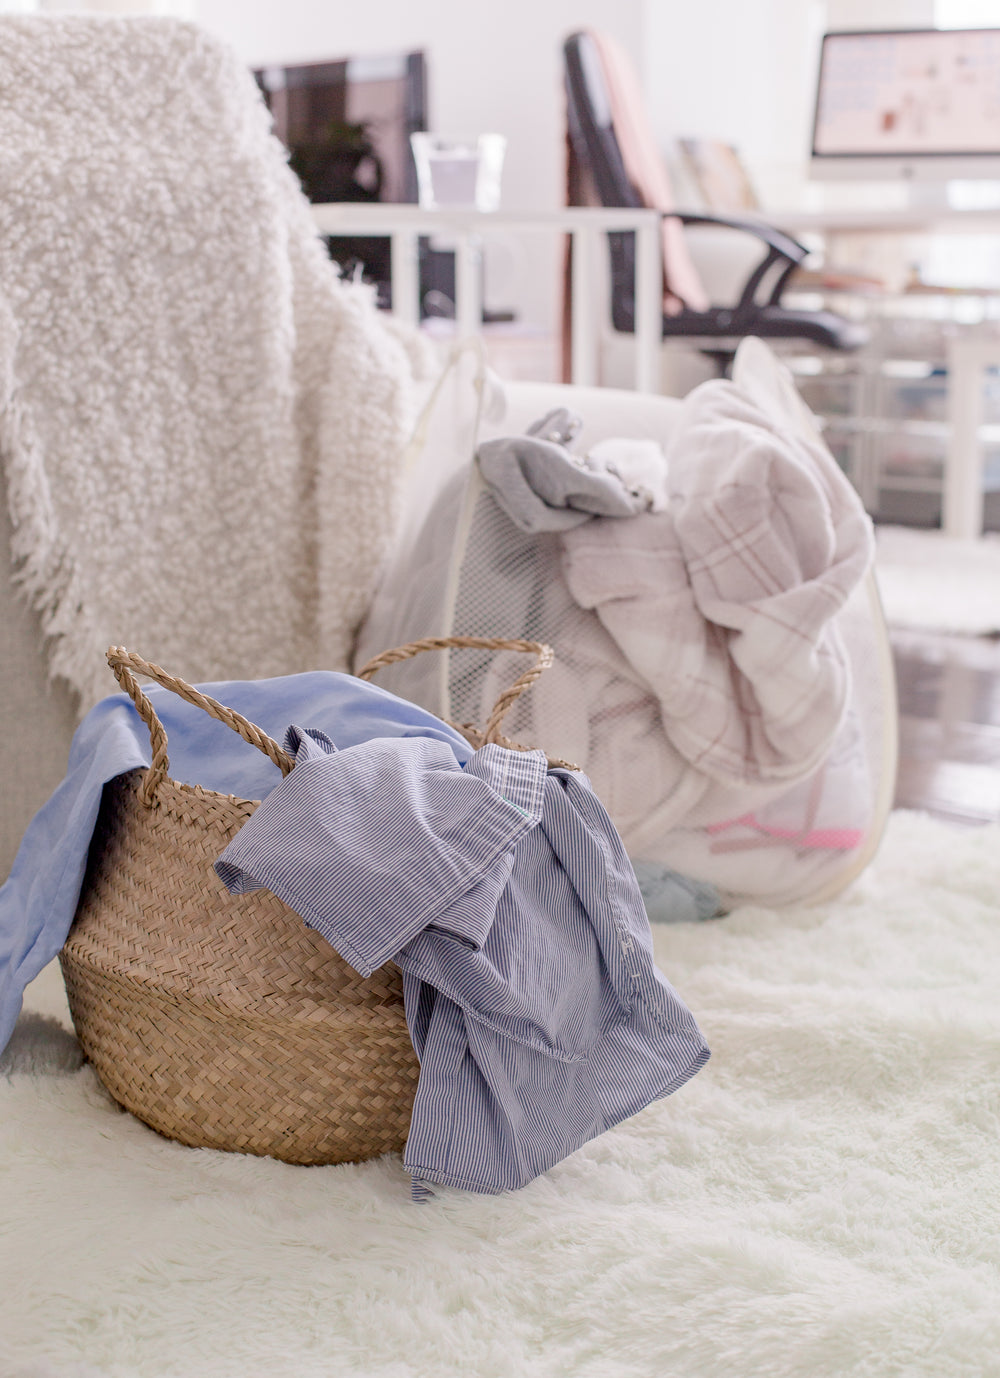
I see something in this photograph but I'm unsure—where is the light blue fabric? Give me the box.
[0,671,472,1056]
[632,861,723,924]
[216,730,710,1197]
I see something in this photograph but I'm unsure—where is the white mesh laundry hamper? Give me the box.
[355,342,898,910]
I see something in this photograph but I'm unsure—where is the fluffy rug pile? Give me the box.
[875,524,1000,635]
[1,810,998,1378]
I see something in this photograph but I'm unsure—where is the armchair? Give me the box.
[563,30,868,373]
[0,15,418,880]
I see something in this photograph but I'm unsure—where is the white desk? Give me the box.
[310,203,664,393]
[763,204,1000,236]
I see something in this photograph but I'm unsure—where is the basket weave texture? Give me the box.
[60,639,556,1165]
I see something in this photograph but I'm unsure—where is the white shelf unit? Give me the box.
[786,290,1000,533]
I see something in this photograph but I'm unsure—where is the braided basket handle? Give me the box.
[106,647,295,807]
[356,635,575,768]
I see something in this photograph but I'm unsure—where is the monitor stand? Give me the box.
[891,175,1000,214]
[797,176,1000,219]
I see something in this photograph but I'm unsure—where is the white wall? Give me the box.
[640,0,937,212]
[641,0,827,210]
[192,0,841,326]
[826,0,934,24]
[196,0,645,331]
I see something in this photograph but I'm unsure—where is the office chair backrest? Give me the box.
[564,29,709,318]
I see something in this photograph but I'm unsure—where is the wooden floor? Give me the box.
[891,627,1000,827]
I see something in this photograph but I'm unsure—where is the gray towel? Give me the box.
[477,408,657,533]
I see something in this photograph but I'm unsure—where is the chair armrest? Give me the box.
[668,211,810,317]
[670,211,808,267]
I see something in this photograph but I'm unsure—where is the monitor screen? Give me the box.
[254,52,455,316]
[256,52,425,203]
[812,28,1000,161]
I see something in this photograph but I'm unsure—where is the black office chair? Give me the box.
[563,30,868,364]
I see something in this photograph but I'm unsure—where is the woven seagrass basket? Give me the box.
[59,637,558,1165]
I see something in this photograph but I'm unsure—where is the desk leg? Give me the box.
[944,337,988,540]
[570,226,599,387]
[455,233,483,341]
[390,230,420,329]
[634,219,661,394]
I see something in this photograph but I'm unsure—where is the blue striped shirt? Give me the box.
[0,672,474,1062]
[216,728,710,1197]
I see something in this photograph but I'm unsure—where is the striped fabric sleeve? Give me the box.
[215,734,548,977]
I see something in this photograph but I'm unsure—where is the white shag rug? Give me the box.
[875,524,1000,635]
[1,810,999,1378]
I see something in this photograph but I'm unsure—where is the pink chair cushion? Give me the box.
[588,30,710,316]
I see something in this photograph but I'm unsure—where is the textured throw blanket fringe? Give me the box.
[0,15,416,712]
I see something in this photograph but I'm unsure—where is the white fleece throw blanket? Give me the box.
[0,16,415,711]
[1,810,998,1378]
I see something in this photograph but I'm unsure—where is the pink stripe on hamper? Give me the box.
[707,814,864,853]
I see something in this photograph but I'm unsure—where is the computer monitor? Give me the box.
[810,28,1000,186]
[255,52,430,306]
[256,52,426,203]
